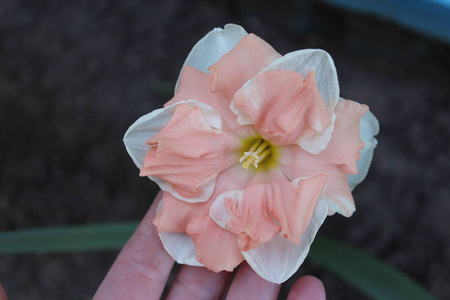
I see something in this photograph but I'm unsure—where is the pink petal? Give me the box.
[186,215,245,272]
[232,70,331,146]
[140,102,238,201]
[223,184,281,251]
[321,100,369,174]
[280,146,356,217]
[260,49,339,112]
[272,174,327,245]
[154,165,253,272]
[322,166,356,217]
[209,34,281,99]
[154,192,209,232]
[243,199,329,284]
[278,100,368,217]
[211,172,326,251]
[165,66,242,133]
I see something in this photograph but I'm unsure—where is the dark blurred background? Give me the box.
[1,0,449,299]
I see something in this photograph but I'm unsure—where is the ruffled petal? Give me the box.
[166,66,243,134]
[186,215,245,272]
[278,100,367,217]
[232,70,331,146]
[322,166,356,217]
[124,103,182,169]
[140,101,239,202]
[184,166,252,271]
[175,24,247,91]
[259,49,340,154]
[320,100,369,175]
[159,232,204,267]
[272,174,327,244]
[215,188,281,252]
[209,34,281,99]
[210,172,326,251]
[261,49,339,110]
[243,199,328,284]
[155,166,252,272]
[348,110,379,190]
[280,145,357,217]
[154,192,210,232]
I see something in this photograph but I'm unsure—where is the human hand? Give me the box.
[0,283,7,300]
[94,192,326,299]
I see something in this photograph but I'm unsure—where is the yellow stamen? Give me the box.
[239,139,272,169]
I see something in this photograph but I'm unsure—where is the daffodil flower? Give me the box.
[124,24,379,284]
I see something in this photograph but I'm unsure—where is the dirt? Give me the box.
[1,1,449,299]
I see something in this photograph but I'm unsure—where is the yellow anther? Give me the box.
[239,139,272,169]
[255,140,270,155]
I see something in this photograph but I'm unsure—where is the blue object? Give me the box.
[320,0,450,44]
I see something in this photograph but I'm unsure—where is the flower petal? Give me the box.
[159,232,204,267]
[273,174,327,245]
[260,49,340,153]
[298,112,335,155]
[322,166,356,217]
[321,100,369,175]
[155,166,252,272]
[208,165,255,231]
[209,33,281,99]
[210,173,326,251]
[261,49,339,111]
[348,110,379,190]
[213,188,281,252]
[243,199,328,284]
[232,70,331,146]
[278,100,367,217]
[166,66,242,133]
[175,24,248,91]
[186,216,245,272]
[124,103,181,169]
[139,101,239,203]
[154,192,209,232]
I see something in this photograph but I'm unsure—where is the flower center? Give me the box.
[239,137,278,170]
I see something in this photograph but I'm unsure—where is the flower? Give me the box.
[124,24,379,284]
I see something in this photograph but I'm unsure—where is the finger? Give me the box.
[94,192,174,300]
[166,266,232,300]
[287,275,326,300]
[226,262,281,299]
[0,283,7,300]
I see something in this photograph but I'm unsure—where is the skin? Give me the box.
[0,283,7,300]
[93,192,326,300]
[0,192,326,300]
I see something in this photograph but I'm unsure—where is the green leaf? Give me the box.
[0,225,438,300]
[309,237,438,300]
[0,222,138,253]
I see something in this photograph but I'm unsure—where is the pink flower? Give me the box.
[124,24,379,283]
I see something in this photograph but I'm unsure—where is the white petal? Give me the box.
[324,194,355,217]
[159,232,204,267]
[175,24,248,91]
[123,100,223,203]
[243,199,328,284]
[209,190,243,229]
[348,110,379,190]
